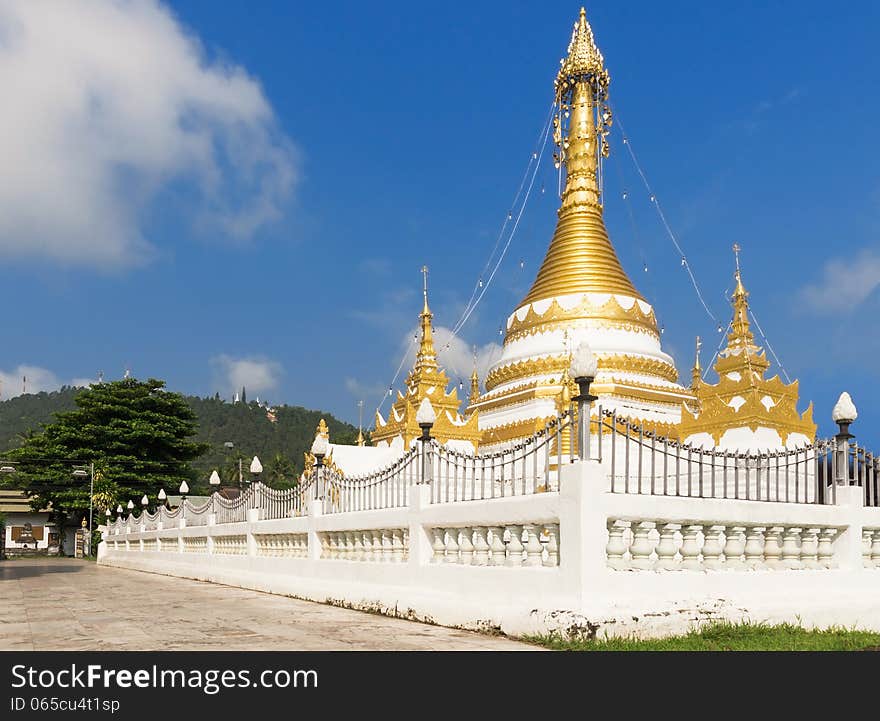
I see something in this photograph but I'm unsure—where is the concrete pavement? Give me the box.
[0,558,538,651]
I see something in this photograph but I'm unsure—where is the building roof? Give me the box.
[0,489,51,514]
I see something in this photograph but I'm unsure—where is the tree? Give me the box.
[265,452,297,490]
[8,378,208,524]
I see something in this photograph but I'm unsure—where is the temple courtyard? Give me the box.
[0,558,535,651]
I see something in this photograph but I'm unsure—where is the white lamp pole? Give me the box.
[570,341,599,461]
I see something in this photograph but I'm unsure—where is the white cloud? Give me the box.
[0,0,296,269]
[0,365,98,398]
[799,249,880,314]
[0,365,60,398]
[344,377,387,402]
[211,355,282,397]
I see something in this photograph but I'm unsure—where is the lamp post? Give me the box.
[310,434,328,500]
[209,470,220,511]
[570,340,599,462]
[126,500,134,519]
[832,392,857,486]
[157,488,167,509]
[116,504,123,521]
[416,397,436,484]
[249,456,262,486]
[72,463,94,553]
[140,494,149,514]
[178,480,189,509]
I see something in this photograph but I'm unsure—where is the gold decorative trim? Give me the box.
[504,295,658,344]
[485,352,678,392]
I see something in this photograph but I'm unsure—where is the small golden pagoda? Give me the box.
[372,269,482,450]
[678,249,816,449]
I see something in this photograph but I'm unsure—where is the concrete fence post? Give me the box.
[407,483,432,566]
[833,485,865,570]
[307,498,323,560]
[246,508,260,557]
[558,459,607,606]
[206,514,216,555]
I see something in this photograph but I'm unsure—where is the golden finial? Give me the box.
[421,265,430,315]
[556,6,608,99]
[417,267,436,362]
[357,400,365,447]
[733,243,746,296]
[317,418,330,439]
[692,336,702,388]
[469,346,480,406]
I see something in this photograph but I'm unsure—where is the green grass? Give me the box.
[525,621,880,651]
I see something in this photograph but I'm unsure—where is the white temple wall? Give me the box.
[101,460,880,640]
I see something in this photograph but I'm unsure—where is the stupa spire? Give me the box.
[521,6,643,305]
[691,336,702,388]
[469,347,480,406]
[416,265,437,371]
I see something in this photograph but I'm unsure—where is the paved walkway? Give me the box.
[0,558,537,651]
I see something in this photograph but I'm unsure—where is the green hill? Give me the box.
[0,387,359,484]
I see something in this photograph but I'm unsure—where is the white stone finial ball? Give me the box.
[127,499,134,509]
[140,494,148,506]
[157,488,166,500]
[178,480,189,495]
[250,455,263,474]
[209,470,221,485]
[832,392,858,424]
[416,397,437,425]
[311,433,329,457]
[570,339,599,379]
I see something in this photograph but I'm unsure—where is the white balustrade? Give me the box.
[255,533,308,558]
[679,525,703,571]
[800,528,820,569]
[473,527,489,566]
[606,520,630,570]
[444,528,460,564]
[763,527,783,569]
[459,527,475,565]
[605,518,846,573]
[863,530,874,569]
[870,530,880,569]
[505,525,524,567]
[544,524,560,567]
[781,527,803,570]
[320,529,407,562]
[523,524,543,567]
[655,523,680,571]
[723,526,746,570]
[629,521,656,570]
[702,525,725,570]
[488,526,506,566]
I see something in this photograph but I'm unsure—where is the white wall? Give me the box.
[99,462,880,640]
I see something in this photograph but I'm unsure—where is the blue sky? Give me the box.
[0,1,877,440]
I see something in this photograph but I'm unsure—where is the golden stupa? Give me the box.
[471,8,695,447]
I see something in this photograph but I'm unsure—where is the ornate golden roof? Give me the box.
[678,253,816,446]
[520,8,642,307]
[372,270,481,447]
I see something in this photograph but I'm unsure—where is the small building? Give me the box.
[0,490,59,556]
